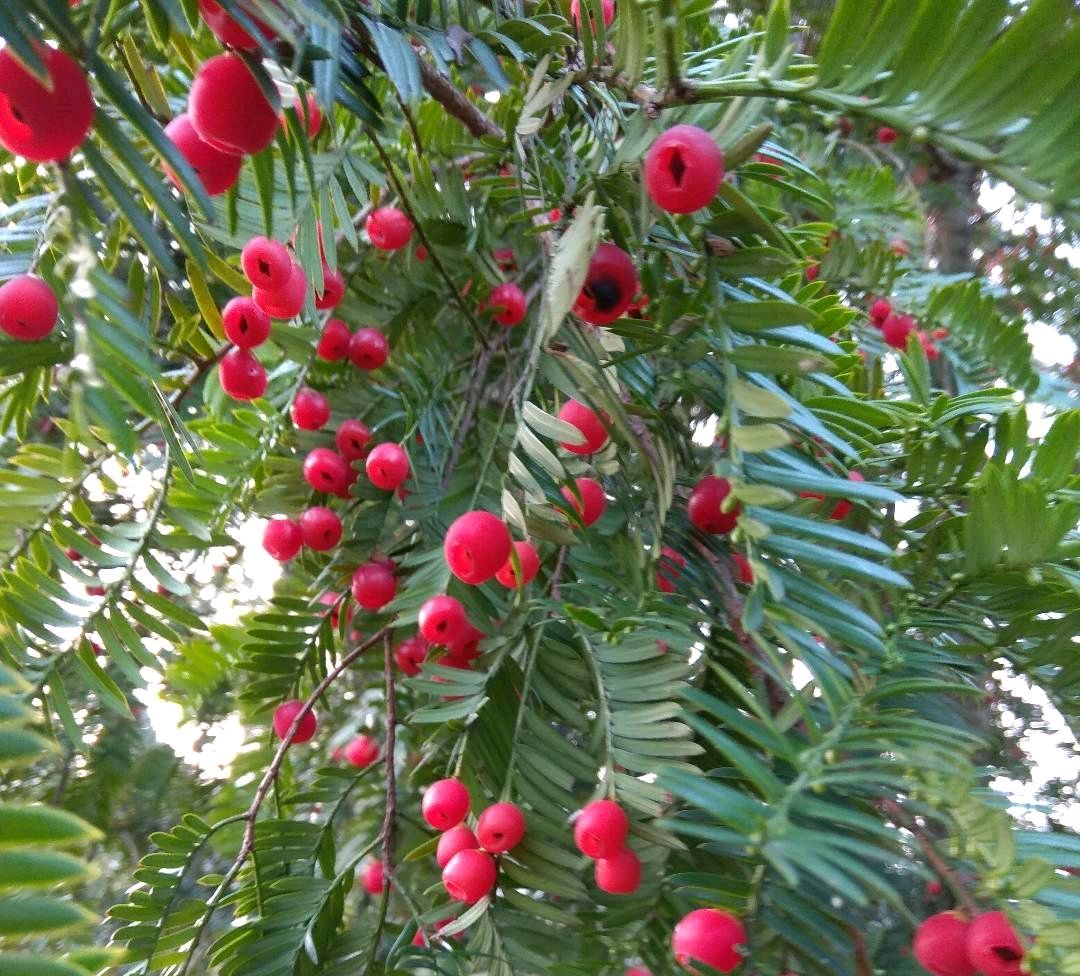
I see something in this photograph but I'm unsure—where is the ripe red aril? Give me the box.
[882,312,916,350]
[317,318,351,361]
[302,448,351,497]
[626,968,652,976]
[189,53,278,156]
[446,624,484,665]
[0,46,94,162]
[343,734,380,769]
[561,477,607,527]
[558,399,609,455]
[574,243,639,326]
[437,825,479,868]
[365,443,409,490]
[219,347,267,400]
[672,908,746,973]
[0,275,58,341]
[476,802,526,854]
[298,506,342,551]
[688,475,739,534]
[913,912,976,976]
[163,113,242,196]
[444,511,513,585]
[731,553,754,585]
[965,912,1026,976]
[263,517,302,561]
[423,777,471,830]
[877,125,899,144]
[242,236,292,290]
[595,847,641,895]
[570,0,615,28]
[487,282,527,327]
[644,124,725,214]
[418,595,468,645]
[348,327,389,370]
[284,91,322,139]
[197,0,275,50]
[291,388,330,430]
[367,207,413,251]
[350,562,397,610]
[273,699,317,743]
[574,800,628,859]
[869,297,892,326]
[253,260,307,320]
[222,296,271,348]
[315,264,345,310]
[394,635,429,675]
[495,540,541,588]
[361,859,384,894]
[442,849,496,904]
[656,546,686,593]
[829,471,865,521]
[335,419,373,461]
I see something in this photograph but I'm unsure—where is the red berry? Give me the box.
[731,553,754,585]
[444,511,513,585]
[656,546,686,593]
[672,909,746,973]
[869,297,892,325]
[394,635,429,675]
[487,282,527,327]
[932,328,949,341]
[367,207,413,251]
[876,125,899,145]
[283,91,322,138]
[335,419,373,461]
[253,260,307,320]
[493,248,517,272]
[299,506,342,551]
[595,847,641,895]
[446,624,484,664]
[829,471,865,521]
[494,540,541,588]
[836,116,853,136]
[222,296,271,348]
[343,734,380,768]
[219,347,267,400]
[688,475,739,535]
[965,912,1025,976]
[241,236,292,291]
[574,244,639,326]
[644,124,724,214]
[418,595,468,645]
[317,318,351,361]
[273,699,317,743]
[570,0,615,28]
[163,113,242,196]
[476,802,526,854]
[315,264,345,311]
[436,825,478,868]
[926,880,944,898]
[0,275,58,341]
[0,46,94,162]
[365,443,409,490]
[189,53,278,156]
[882,312,916,350]
[561,477,606,527]
[574,800,628,859]
[361,859,385,894]
[805,263,820,282]
[350,562,397,610]
[442,849,496,904]
[890,236,911,257]
[422,777,470,830]
[558,399,609,455]
[302,448,351,497]
[348,327,389,370]
[625,968,651,976]
[86,584,106,597]
[197,0,275,49]
[415,244,429,262]
[913,912,976,976]
[291,388,330,430]
[263,517,302,561]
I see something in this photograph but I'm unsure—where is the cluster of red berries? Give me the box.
[574,799,641,895]
[869,297,946,358]
[914,910,1027,976]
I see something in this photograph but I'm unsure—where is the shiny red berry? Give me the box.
[882,312,916,350]
[644,125,724,214]
[437,825,479,868]
[476,802,526,854]
[350,562,396,610]
[163,113,242,196]
[343,734,379,768]
[273,699,316,743]
[253,260,307,320]
[688,475,739,535]
[348,327,389,370]
[263,517,302,561]
[299,506,342,551]
[869,297,892,325]
[394,635,428,675]
[423,777,470,830]
[444,511,513,585]
[365,443,409,490]
[197,0,275,50]
[574,800,628,859]
[335,419,372,461]
[595,847,641,895]
[656,546,686,593]
[317,318,351,361]
[574,243,639,326]
[242,236,291,291]
[189,53,278,156]
[442,849,496,904]
[292,388,330,430]
[913,912,976,976]
[418,595,468,645]
[361,859,385,894]
[561,477,606,527]
[302,447,351,497]
[0,275,58,341]
[222,296,271,348]
[494,540,540,588]
[672,909,746,973]
[877,125,899,145]
[315,264,345,310]
[732,553,754,585]
[487,282,527,327]
[558,399,608,455]
[283,91,322,138]
[367,207,413,251]
[570,0,615,28]
[965,912,1025,976]
[219,347,267,400]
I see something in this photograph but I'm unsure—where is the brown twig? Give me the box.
[416,57,505,140]
[442,332,506,489]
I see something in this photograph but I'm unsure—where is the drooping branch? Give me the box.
[417,57,505,141]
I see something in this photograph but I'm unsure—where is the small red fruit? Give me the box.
[198,0,275,50]
[394,635,428,675]
[882,312,916,350]
[350,562,397,610]
[365,443,409,490]
[626,968,651,976]
[348,327,389,370]
[315,264,345,311]
[561,477,607,527]
[335,419,372,461]
[0,275,58,341]
[263,517,302,561]
[367,207,413,251]
[688,475,739,535]
[189,53,278,156]
[273,699,317,743]
[574,800,628,859]
[292,388,331,430]
[493,248,517,272]
[253,260,307,320]
[242,236,292,290]
[829,471,865,521]
[444,511,513,585]
[574,243,639,326]
[876,125,899,145]
[343,734,380,768]
[285,91,322,138]
[805,263,820,282]
[912,912,976,976]
[672,908,746,973]
[418,595,468,645]
[415,244,429,262]
[495,540,541,588]
[487,282,527,327]
[302,447,351,497]
[570,0,615,28]
[731,553,754,585]
[869,297,892,325]
[595,847,641,895]
[361,859,385,894]
[219,347,267,400]
[222,296,271,348]
[163,113,242,196]
[558,399,609,455]
[299,506,342,551]
[423,777,471,830]
[317,318,351,361]
[437,825,479,868]
[644,124,724,214]
[656,546,686,593]
[932,328,949,341]
[965,912,1026,976]
[447,624,484,664]
[476,802,526,853]
[442,849,496,904]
